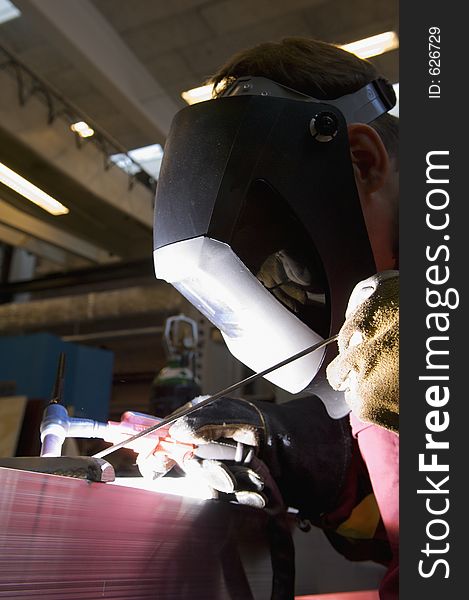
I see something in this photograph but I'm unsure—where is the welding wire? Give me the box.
[93,333,339,459]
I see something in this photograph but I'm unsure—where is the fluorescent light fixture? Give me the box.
[0,0,21,25]
[181,84,214,105]
[389,83,399,117]
[340,31,399,59]
[70,120,95,138]
[110,143,164,180]
[0,162,69,216]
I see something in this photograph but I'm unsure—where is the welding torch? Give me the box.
[92,333,339,460]
[40,353,162,458]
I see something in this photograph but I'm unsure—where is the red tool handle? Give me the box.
[103,411,195,465]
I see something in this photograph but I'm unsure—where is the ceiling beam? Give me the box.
[15,0,180,144]
[0,257,155,296]
[0,199,114,263]
[0,222,90,269]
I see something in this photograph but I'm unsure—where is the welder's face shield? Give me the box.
[153,77,394,412]
[155,179,330,394]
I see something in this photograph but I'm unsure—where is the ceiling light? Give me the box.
[181,84,213,105]
[70,121,95,138]
[0,0,20,25]
[0,162,69,216]
[110,143,164,180]
[340,31,399,59]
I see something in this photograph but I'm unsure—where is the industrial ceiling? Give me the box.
[2,0,399,147]
[0,0,398,299]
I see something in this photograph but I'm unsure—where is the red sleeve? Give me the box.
[349,414,399,600]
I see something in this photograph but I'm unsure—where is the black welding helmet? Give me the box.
[153,76,395,417]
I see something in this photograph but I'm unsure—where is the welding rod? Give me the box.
[93,333,339,459]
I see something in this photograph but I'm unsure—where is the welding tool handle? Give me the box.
[93,334,338,459]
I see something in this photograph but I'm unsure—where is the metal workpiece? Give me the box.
[0,457,115,482]
[0,465,272,599]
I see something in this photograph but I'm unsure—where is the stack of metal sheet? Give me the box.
[0,467,273,599]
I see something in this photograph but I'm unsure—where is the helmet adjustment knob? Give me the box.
[310,111,339,142]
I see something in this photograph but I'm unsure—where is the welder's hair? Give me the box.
[209,37,399,161]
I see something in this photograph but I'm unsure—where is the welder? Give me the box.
[143,38,399,599]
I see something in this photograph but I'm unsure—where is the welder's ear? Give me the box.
[347,123,390,194]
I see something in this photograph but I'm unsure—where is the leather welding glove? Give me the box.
[326,271,399,434]
[138,395,354,521]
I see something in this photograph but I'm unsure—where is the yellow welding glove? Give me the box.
[326,271,399,434]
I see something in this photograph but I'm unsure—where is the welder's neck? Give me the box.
[367,220,398,271]
[359,190,399,271]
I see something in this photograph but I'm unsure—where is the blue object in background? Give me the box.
[0,332,114,422]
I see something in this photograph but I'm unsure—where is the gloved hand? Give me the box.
[137,395,354,521]
[326,271,399,433]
